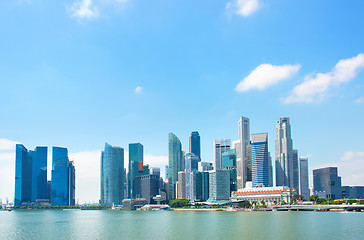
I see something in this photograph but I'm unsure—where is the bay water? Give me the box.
[0,210,363,239]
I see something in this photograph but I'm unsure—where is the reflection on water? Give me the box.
[0,210,363,240]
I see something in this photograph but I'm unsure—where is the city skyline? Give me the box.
[1,0,364,203]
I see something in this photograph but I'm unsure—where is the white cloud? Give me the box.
[235,63,301,92]
[134,86,143,94]
[226,0,261,17]
[354,97,364,104]
[0,138,20,150]
[68,0,99,20]
[283,53,364,104]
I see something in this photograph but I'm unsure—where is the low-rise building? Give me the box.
[231,186,292,205]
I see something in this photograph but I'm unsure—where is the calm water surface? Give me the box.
[0,210,363,239]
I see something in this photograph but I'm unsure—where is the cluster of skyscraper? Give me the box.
[167,116,310,202]
[100,143,164,205]
[14,145,75,206]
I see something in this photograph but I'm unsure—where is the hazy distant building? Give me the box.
[251,133,271,187]
[14,144,48,206]
[165,165,168,180]
[169,133,183,200]
[342,186,364,199]
[213,139,231,170]
[313,167,342,200]
[299,157,309,200]
[208,169,230,201]
[198,162,213,172]
[237,116,250,189]
[100,143,124,206]
[275,117,294,189]
[51,147,75,206]
[177,171,186,199]
[189,131,201,160]
[134,174,160,204]
[185,153,199,171]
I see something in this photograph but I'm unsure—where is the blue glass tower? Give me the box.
[100,143,124,205]
[30,147,48,202]
[14,144,48,206]
[14,144,32,206]
[189,131,201,160]
[251,133,270,187]
[168,133,183,200]
[51,147,75,206]
[185,153,199,171]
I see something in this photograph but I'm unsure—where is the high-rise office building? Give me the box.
[189,131,201,160]
[149,167,161,178]
[293,149,299,193]
[185,153,199,171]
[237,116,250,189]
[251,133,271,187]
[268,152,273,187]
[221,149,237,194]
[14,144,48,206]
[246,144,252,182]
[201,171,209,201]
[100,143,124,206]
[128,143,149,199]
[134,174,160,203]
[313,167,342,200]
[14,144,32,206]
[208,169,230,201]
[51,147,75,206]
[213,139,231,170]
[168,133,183,200]
[299,157,309,200]
[177,171,186,199]
[342,186,364,199]
[275,117,294,189]
[165,165,168,180]
[198,162,213,172]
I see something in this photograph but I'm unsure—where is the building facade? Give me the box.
[232,186,292,205]
[237,116,250,190]
[168,133,183,200]
[100,143,124,206]
[185,153,199,171]
[313,167,342,200]
[213,139,231,170]
[51,147,75,206]
[208,169,230,201]
[299,157,309,200]
[198,162,213,172]
[293,149,299,193]
[251,133,272,187]
[275,117,294,189]
[342,186,364,199]
[189,131,201,160]
[134,174,160,203]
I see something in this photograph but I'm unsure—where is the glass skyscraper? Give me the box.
[237,116,250,189]
[100,143,124,205]
[189,131,201,160]
[14,144,48,206]
[128,143,148,199]
[213,139,231,170]
[51,147,75,206]
[168,133,183,200]
[275,117,294,189]
[251,133,271,187]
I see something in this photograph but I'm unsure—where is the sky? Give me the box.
[1,0,364,204]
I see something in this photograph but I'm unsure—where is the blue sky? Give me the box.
[1,0,364,203]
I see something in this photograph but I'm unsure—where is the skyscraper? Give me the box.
[208,169,230,201]
[237,116,250,189]
[275,117,294,189]
[189,131,201,160]
[168,133,183,200]
[14,144,32,206]
[185,153,199,171]
[313,167,342,200]
[213,139,231,170]
[51,147,75,206]
[128,143,146,199]
[100,143,124,206]
[14,144,48,206]
[299,157,309,200]
[251,133,271,187]
[293,149,299,193]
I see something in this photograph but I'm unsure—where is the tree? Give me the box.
[291,194,304,204]
[169,199,190,208]
[309,195,319,204]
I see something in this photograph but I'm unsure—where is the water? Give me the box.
[0,210,363,239]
